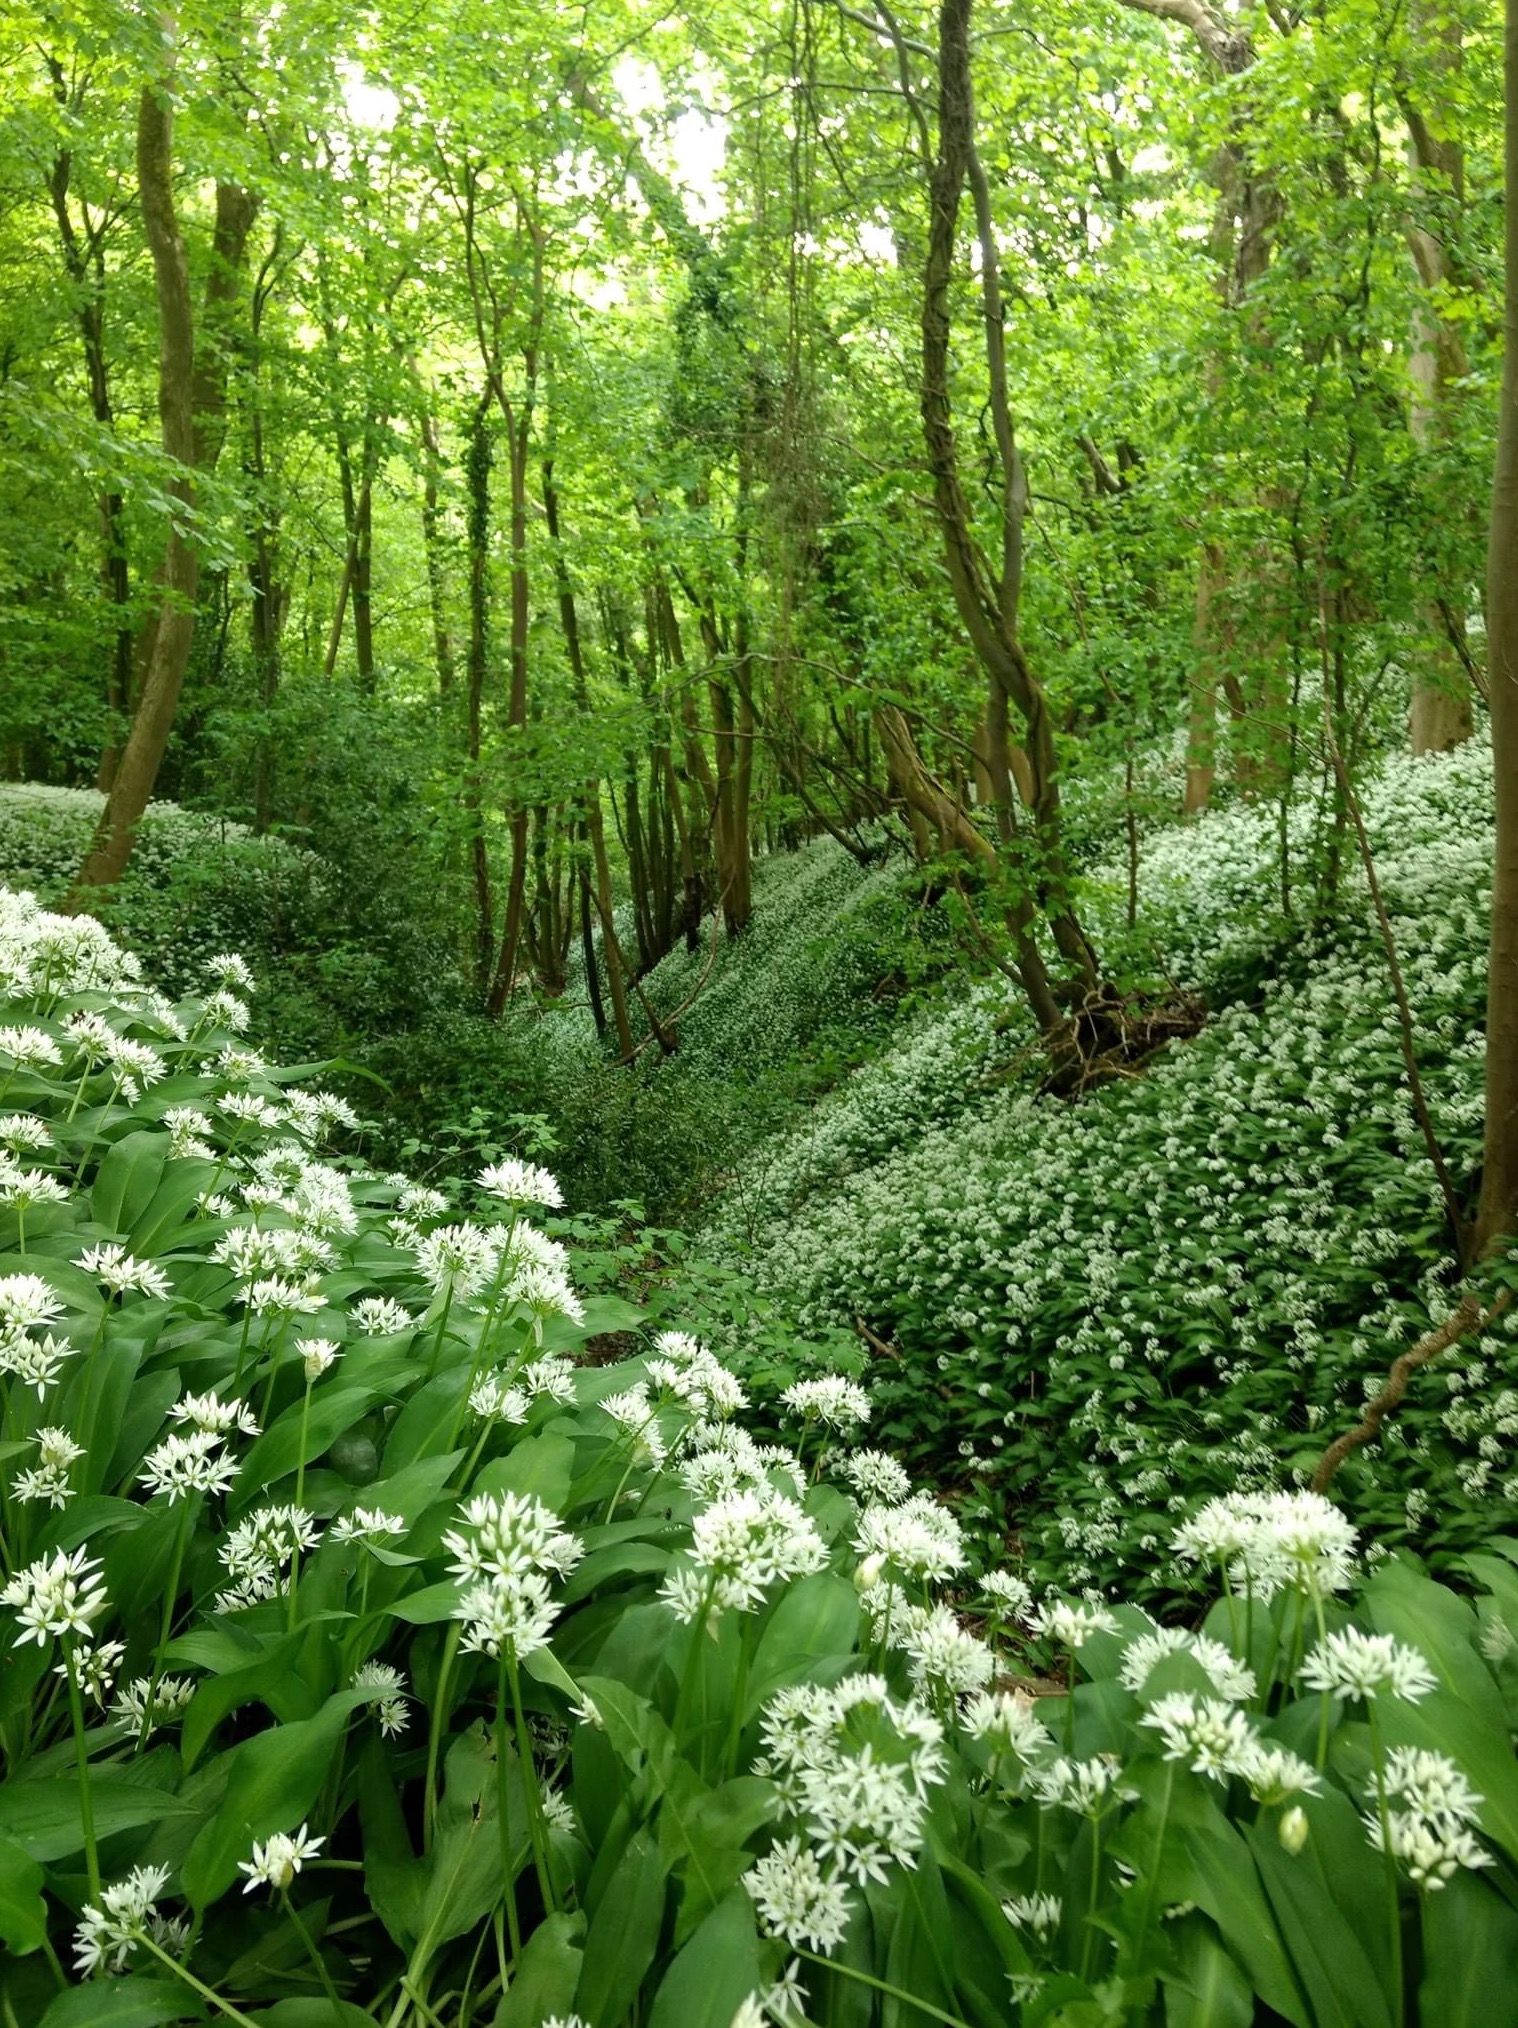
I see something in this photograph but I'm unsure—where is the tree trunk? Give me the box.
[1477,0,1518,1258]
[70,65,198,898]
[920,0,1098,1007]
[464,393,494,991]
[1405,4,1476,754]
[420,407,456,696]
[44,121,133,785]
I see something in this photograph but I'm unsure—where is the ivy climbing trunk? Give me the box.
[70,61,197,899]
[1478,0,1518,1259]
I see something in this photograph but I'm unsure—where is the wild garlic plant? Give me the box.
[1,883,1517,2028]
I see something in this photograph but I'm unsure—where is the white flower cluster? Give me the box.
[781,1372,871,1431]
[660,1483,827,1622]
[748,1675,946,1952]
[216,1505,321,1610]
[1364,1747,1491,1889]
[445,1491,584,1661]
[1173,1490,1357,1600]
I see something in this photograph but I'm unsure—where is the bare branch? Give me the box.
[1113,0,1250,71]
[1312,1292,1512,1492]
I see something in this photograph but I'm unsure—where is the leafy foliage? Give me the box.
[3,886,1518,2028]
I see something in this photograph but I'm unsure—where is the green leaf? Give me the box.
[476,1431,576,1511]
[414,1727,518,1966]
[248,2006,376,2028]
[1248,1789,1393,2028]
[493,1911,586,2026]
[0,1779,188,1860]
[1165,1786,1308,2028]
[647,1886,759,2028]
[1163,1917,1254,2028]
[1418,1870,1518,2028]
[573,1829,669,2027]
[91,1130,169,1235]
[128,1155,217,1255]
[233,1386,376,1509]
[180,1691,364,1907]
[0,1829,47,1953]
[745,1570,859,1717]
[181,1632,320,1770]
[37,1979,204,2028]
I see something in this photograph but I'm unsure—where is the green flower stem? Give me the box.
[1130,1762,1174,1970]
[601,1434,647,1526]
[140,1494,196,1750]
[422,1621,463,1852]
[288,1380,314,1632]
[425,1286,456,1383]
[283,1889,349,2024]
[230,1305,255,1390]
[72,1073,125,1185]
[140,1935,263,2028]
[795,1948,975,2028]
[671,1577,718,1743]
[493,1667,525,1966]
[1313,1593,1332,1770]
[1078,1814,1104,1984]
[724,1621,754,1779]
[1062,1643,1077,1754]
[1368,1706,1404,2024]
[64,1064,92,1124]
[64,1650,100,1901]
[506,1651,555,1913]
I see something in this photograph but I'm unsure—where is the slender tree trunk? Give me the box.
[545,460,634,1055]
[919,0,1097,1004]
[1405,3,1476,754]
[1477,0,1518,1257]
[464,393,493,990]
[70,63,198,898]
[486,394,533,1015]
[420,407,455,696]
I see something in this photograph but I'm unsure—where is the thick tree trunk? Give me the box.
[71,69,198,898]
[1477,0,1518,1258]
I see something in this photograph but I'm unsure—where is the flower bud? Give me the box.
[856,1553,885,1591]
[1278,1804,1309,1855]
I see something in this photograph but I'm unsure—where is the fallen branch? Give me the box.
[1311,1289,1513,1493]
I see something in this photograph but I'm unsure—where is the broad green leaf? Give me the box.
[1418,1870,1518,2028]
[0,1778,188,1860]
[1164,1917,1254,2028]
[476,1430,576,1511]
[647,1886,760,2028]
[0,1830,47,1953]
[745,1570,859,1717]
[233,1385,377,1509]
[574,1829,669,2027]
[180,1691,366,1907]
[181,1631,320,1769]
[37,1980,204,2028]
[91,1130,169,1235]
[1248,1789,1393,2028]
[493,1911,586,2027]
[248,2007,374,2028]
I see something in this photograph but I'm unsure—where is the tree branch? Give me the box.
[1311,1291,1512,1492]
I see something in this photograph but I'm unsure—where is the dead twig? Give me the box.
[1311,1289,1513,1493]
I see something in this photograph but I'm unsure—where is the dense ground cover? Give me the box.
[6,883,1518,2028]
[640,744,1516,1596]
